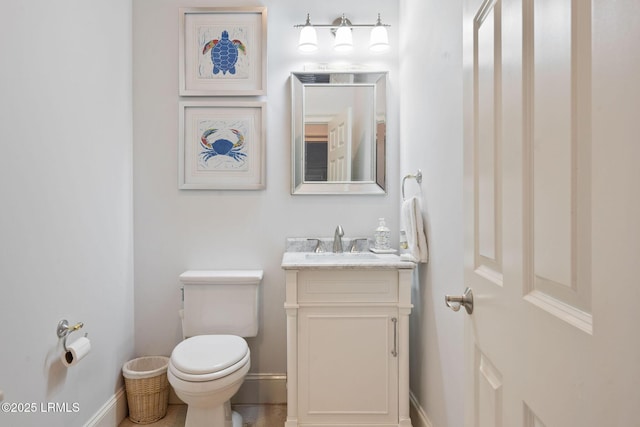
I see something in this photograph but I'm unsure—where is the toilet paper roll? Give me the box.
[61,336,91,367]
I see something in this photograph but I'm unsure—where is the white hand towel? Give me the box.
[401,196,429,263]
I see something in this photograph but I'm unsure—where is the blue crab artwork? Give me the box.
[200,128,246,163]
[202,30,246,75]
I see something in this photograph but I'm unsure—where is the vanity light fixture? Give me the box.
[294,13,390,53]
[297,14,318,52]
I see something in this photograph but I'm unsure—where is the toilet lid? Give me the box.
[171,335,248,375]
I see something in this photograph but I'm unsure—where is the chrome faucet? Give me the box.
[333,225,344,253]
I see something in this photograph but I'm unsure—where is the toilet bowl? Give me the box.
[168,335,250,427]
[169,270,262,427]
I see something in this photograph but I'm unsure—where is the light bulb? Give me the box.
[369,14,389,52]
[369,26,389,52]
[298,25,318,52]
[298,14,318,52]
[334,26,353,52]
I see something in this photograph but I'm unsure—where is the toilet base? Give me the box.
[184,400,243,427]
[231,410,242,427]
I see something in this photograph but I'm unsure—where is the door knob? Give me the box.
[445,287,474,314]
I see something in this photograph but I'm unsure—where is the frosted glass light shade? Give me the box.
[369,25,389,52]
[334,26,353,52]
[298,26,318,52]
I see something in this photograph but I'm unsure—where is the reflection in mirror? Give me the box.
[291,71,387,195]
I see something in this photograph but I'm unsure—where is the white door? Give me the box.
[327,108,352,181]
[462,0,640,426]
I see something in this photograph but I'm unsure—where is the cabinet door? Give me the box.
[298,306,399,425]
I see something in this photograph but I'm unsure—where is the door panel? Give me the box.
[524,0,593,325]
[475,349,503,427]
[327,108,352,181]
[474,0,503,285]
[298,306,398,425]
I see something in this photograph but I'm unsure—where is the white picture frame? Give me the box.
[179,7,267,96]
[179,102,266,190]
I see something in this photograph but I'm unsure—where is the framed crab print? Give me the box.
[179,102,266,190]
[179,7,267,96]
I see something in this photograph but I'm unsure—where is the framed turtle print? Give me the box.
[179,102,266,190]
[179,7,267,96]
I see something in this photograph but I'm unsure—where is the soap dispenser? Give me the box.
[374,218,391,250]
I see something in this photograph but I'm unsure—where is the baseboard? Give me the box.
[168,372,288,405]
[232,373,287,404]
[83,387,128,427]
[409,391,434,427]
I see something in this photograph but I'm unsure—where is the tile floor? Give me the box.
[118,404,287,427]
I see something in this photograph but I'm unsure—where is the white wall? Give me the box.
[132,0,400,378]
[399,1,465,426]
[0,1,134,426]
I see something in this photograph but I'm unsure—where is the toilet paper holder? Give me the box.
[56,319,86,351]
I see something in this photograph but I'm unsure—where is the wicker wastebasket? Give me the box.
[122,356,170,424]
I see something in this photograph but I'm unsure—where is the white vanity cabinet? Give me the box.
[282,257,415,427]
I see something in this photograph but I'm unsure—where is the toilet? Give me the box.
[168,270,262,427]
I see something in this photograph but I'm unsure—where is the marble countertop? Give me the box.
[281,238,416,270]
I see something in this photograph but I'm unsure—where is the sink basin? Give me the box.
[304,252,379,260]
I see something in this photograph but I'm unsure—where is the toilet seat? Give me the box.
[170,335,249,382]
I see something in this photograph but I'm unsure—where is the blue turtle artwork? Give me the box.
[199,128,247,165]
[202,30,246,75]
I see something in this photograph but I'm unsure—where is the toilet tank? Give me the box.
[180,270,262,338]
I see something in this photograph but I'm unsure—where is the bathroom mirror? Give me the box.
[291,71,387,195]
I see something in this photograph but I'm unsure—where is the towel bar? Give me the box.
[402,169,422,200]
